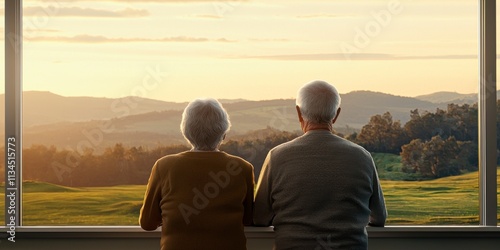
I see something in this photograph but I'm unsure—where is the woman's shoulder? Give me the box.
[220,152,254,170]
[158,151,184,158]
[154,151,190,166]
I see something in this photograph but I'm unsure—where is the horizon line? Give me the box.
[0,89,488,103]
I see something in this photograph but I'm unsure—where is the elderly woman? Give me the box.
[139,98,254,250]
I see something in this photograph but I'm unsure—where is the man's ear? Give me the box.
[332,107,341,124]
[296,105,304,123]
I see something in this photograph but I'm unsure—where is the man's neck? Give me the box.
[301,121,332,133]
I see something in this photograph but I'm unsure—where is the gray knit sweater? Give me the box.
[254,130,387,250]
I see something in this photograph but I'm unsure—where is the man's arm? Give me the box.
[253,152,275,226]
[139,162,163,231]
[368,163,387,227]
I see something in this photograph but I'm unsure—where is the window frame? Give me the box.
[2,0,499,232]
[4,0,22,228]
[478,0,497,226]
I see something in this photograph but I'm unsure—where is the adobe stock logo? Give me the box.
[212,1,241,18]
[178,160,243,224]
[340,0,403,60]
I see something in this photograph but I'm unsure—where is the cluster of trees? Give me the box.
[353,103,484,178]
[0,127,298,186]
[400,136,476,178]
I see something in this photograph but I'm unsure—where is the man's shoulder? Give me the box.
[270,132,372,158]
[336,135,370,151]
[331,135,373,159]
[268,136,302,155]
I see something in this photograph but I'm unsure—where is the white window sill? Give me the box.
[1,226,499,239]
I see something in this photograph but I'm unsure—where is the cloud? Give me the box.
[23,6,149,17]
[237,53,477,61]
[296,14,352,19]
[40,29,60,33]
[25,28,60,33]
[400,55,477,60]
[192,14,223,19]
[39,0,246,2]
[248,38,290,42]
[26,34,236,43]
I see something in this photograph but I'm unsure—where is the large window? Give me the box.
[2,0,497,226]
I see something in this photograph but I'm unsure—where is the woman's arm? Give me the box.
[139,162,163,231]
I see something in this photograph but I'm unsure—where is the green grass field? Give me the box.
[0,169,499,225]
[0,182,146,226]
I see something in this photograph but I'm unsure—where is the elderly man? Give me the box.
[254,80,387,250]
[140,98,254,250]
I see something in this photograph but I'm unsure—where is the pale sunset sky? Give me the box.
[0,0,490,102]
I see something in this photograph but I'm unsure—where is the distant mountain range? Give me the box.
[0,90,491,150]
[415,90,500,104]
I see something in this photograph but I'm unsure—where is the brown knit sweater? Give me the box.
[140,151,254,250]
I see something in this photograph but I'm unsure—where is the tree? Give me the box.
[357,112,409,153]
[404,108,449,141]
[400,138,424,174]
[344,132,358,143]
[446,103,478,142]
[401,135,467,178]
[456,140,478,172]
[23,145,57,182]
[405,104,478,143]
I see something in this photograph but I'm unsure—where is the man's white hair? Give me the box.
[180,98,231,151]
[296,80,341,124]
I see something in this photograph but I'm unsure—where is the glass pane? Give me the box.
[359,1,478,225]
[0,0,5,227]
[21,0,478,225]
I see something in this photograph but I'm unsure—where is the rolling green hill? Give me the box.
[0,169,498,225]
